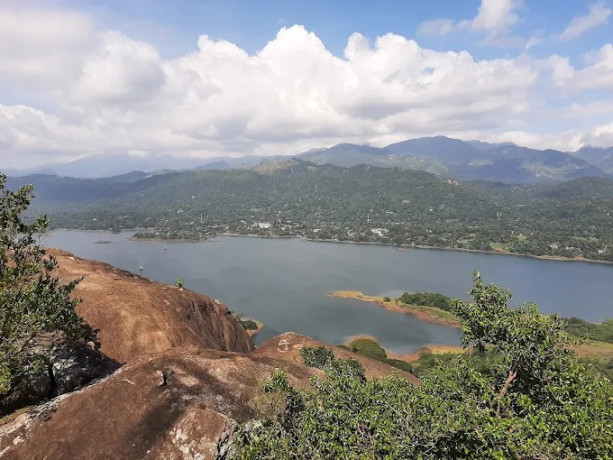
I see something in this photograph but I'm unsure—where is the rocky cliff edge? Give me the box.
[0,250,417,459]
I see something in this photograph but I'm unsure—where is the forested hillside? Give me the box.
[7,161,613,261]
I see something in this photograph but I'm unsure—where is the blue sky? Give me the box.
[44,0,612,61]
[1,0,612,168]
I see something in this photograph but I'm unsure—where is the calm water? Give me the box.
[42,231,613,354]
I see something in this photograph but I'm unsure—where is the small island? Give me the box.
[330,290,613,362]
[328,290,462,327]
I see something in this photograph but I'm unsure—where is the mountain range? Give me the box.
[4,136,612,184]
[296,137,611,183]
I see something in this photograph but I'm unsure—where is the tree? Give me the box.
[235,274,613,459]
[0,173,96,395]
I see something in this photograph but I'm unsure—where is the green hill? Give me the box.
[6,162,613,261]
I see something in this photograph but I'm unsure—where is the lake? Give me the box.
[42,231,613,355]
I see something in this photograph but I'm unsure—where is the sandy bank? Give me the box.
[329,291,462,328]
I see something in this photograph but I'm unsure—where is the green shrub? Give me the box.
[300,346,335,369]
[343,338,413,373]
[348,338,387,361]
[399,291,452,310]
[240,320,259,331]
[0,174,96,397]
[236,275,613,459]
[564,317,613,343]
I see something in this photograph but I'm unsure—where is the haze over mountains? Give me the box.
[5,136,612,184]
[3,153,272,179]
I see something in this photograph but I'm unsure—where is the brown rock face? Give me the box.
[255,332,420,384]
[0,252,420,459]
[0,335,418,459]
[48,249,254,362]
[0,347,316,460]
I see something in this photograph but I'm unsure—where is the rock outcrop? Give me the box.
[0,343,119,416]
[0,252,419,459]
[0,346,316,459]
[255,332,420,384]
[48,249,254,362]
[0,334,418,459]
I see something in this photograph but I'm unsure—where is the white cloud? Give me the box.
[418,0,521,44]
[464,130,584,152]
[0,104,81,154]
[581,122,613,147]
[575,44,613,90]
[465,0,520,32]
[0,7,96,92]
[0,6,611,169]
[472,122,613,152]
[548,44,613,91]
[71,31,165,106]
[559,1,612,41]
[418,19,456,37]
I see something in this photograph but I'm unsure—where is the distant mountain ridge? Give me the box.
[573,146,613,175]
[4,136,611,184]
[297,136,610,183]
[4,153,278,179]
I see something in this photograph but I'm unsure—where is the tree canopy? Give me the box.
[11,165,613,261]
[235,274,613,459]
[0,173,96,395]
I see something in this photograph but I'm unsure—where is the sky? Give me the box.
[0,0,612,169]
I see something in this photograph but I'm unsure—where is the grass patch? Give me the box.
[396,302,460,326]
[581,355,613,382]
[329,290,461,327]
[569,338,613,358]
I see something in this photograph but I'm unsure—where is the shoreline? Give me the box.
[307,238,612,265]
[342,333,613,364]
[127,236,212,243]
[329,291,462,328]
[341,334,465,363]
[47,228,611,265]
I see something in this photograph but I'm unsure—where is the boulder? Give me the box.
[48,249,254,362]
[0,346,315,459]
[0,342,119,416]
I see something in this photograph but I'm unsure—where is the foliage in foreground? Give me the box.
[0,174,96,395]
[235,275,613,459]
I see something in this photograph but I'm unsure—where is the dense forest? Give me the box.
[6,161,613,261]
